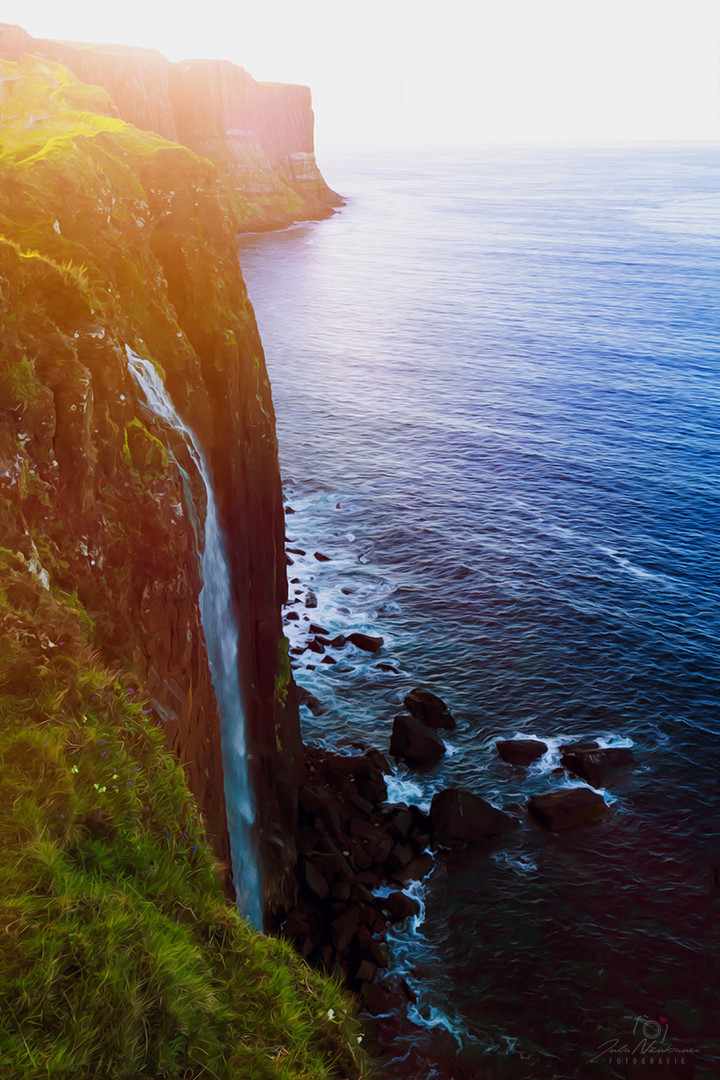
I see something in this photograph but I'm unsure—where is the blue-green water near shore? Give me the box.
[239,145,720,1079]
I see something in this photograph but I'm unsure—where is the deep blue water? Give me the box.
[239,146,720,1079]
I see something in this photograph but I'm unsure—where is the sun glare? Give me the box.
[3,0,719,147]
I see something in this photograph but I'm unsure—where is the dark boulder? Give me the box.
[331,908,360,952]
[302,858,330,899]
[314,551,332,561]
[382,891,420,922]
[496,738,548,766]
[390,714,445,767]
[393,851,434,882]
[527,788,610,831]
[305,590,318,608]
[354,959,378,984]
[560,746,635,789]
[404,687,456,729]
[365,747,391,774]
[324,753,389,803]
[348,631,384,653]
[430,787,516,847]
[559,739,599,753]
[361,979,400,1016]
[389,807,413,840]
[386,843,414,871]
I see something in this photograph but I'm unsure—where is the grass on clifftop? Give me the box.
[0,550,367,1079]
[0,56,368,1079]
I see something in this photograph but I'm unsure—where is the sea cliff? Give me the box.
[0,23,342,230]
[0,44,363,1077]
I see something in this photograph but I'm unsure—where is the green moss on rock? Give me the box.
[0,557,366,1078]
[0,56,367,1079]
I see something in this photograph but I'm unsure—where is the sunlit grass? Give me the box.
[0,55,369,1079]
[0,549,367,1078]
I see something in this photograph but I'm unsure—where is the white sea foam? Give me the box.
[490,850,538,874]
[406,1001,468,1046]
[598,546,678,590]
[385,770,430,810]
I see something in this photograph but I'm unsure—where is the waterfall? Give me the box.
[126,346,262,928]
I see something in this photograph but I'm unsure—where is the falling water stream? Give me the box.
[126,346,262,928]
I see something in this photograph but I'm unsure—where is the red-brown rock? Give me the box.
[390,714,445,768]
[430,788,516,846]
[560,747,635,789]
[496,738,548,766]
[404,687,456,729]
[527,788,610,831]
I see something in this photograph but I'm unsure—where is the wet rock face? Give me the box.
[430,788,517,847]
[0,57,304,909]
[390,713,446,767]
[496,738,548,766]
[559,746,635,789]
[527,788,611,831]
[271,745,433,990]
[404,687,456,730]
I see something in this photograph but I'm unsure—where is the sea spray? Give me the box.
[126,346,262,928]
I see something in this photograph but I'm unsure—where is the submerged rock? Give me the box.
[560,746,635,789]
[430,788,516,847]
[348,631,384,653]
[403,687,456,729]
[295,685,323,714]
[527,788,610,831]
[390,714,445,767]
[496,738,548,766]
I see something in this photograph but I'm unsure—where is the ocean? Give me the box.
[238,145,720,1079]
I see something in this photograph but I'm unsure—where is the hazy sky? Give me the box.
[4,1,720,149]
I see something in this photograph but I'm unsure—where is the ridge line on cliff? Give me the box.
[0,21,343,232]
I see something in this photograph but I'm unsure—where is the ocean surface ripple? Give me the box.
[240,145,720,1079]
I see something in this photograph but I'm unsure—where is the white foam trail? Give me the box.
[126,347,262,928]
[490,850,538,875]
[406,1002,467,1046]
[598,546,677,590]
[384,770,428,808]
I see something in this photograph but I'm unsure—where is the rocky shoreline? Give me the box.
[274,496,646,1060]
[276,522,639,1040]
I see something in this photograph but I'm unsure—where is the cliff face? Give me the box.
[0,54,303,908]
[0,23,341,231]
